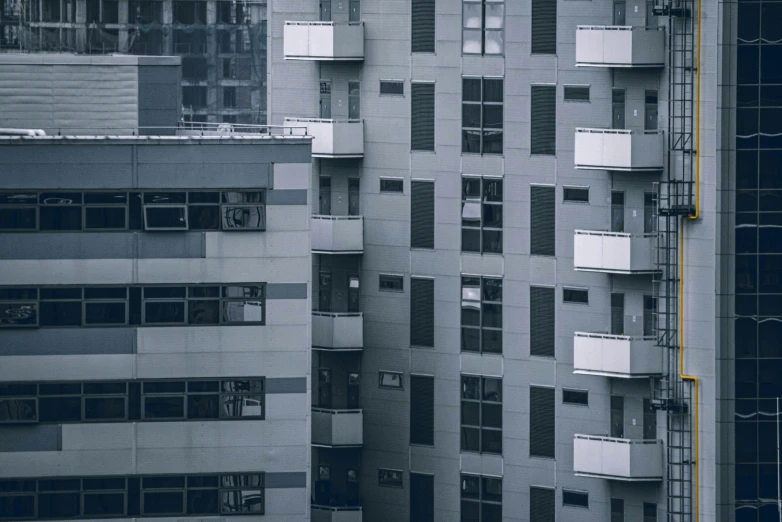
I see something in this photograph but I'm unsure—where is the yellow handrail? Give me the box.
[679,218,699,521]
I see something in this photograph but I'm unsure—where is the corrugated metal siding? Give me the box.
[529,386,555,458]
[411,83,435,151]
[410,473,434,521]
[410,277,434,347]
[530,286,555,357]
[411,0,435,53]
[531,85,556,155]
[530,185,555,256]
[531,0,557,54]
[411,181,435,249]
[410,375,434,446]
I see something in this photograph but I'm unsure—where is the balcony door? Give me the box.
[319,271,332,312]
[612,89,626,129]
[319,176,331,215]
[320,80,332,119]
[348,178,360,216]
[319,0,331,21]
[611,292,625,335]
[319,369,332,408]
[348,81,360,119]
[348,275,360,312]
[613,1,626,25]
[643,399,657,439]
[347,372,360,409]
[610,396,624,438]
[349,0,360,21]
[611,191,625,232]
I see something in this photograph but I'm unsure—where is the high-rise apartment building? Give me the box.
[0,54,312,522]
[0,0,268,124]
[267,0,755,520]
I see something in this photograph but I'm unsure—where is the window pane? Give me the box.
[483,378,502,402]
[380,179,404,193]
[483,80,503,102]
[483,130,503,154]
[483,230,503,254]
[463,2,481,27]
[221,301,263,323]
[461,426,480,451]
[0,495,35,518]
[481,428,502,453]
[85,302,127,325]
[38,493,81,518]
[461,475,480,499]
[222,205,264,230]
[0,303,38,327]
[484,204,503,228]
[85,193,128,205]
[40,300,82,326]
[187,490,219,515]
[482,503,502,520]
[462,228,481,252]
[461,500,480,522]
[145,206,187,229]
[144,287,186,299]
[143,492,184,514]
[222,192,263,203]
[221,395,263,417]
[462,129,482,153]
[221,380,263,393]
[482,403,502,428]
[462,327,481,352]
[483,279,502,302]
[462,376,480,399]
[188,206,220,230]
[143,477,185,489]
[482,303,502,328]
[144,302,185,324]
[85,207,127,229]
[144,397,185,419]
[39,397,81,422]
[486,3,504,28]
[220,490,263,513]
[463,78,482,102]
[0,399,37,422]
[84,383,126,395]
[143,381,186,394]
[482,329,502,353]
[84,493,126,516]
[380,372,403,388]
[85,397,126,420]
[483,105,503,129]
[83,478,125,490]
[483,477,502,501]
[462,104,482,128]
[188,300,220,324]
[0,208,36,230]
[461,401,480,425]
[40,206,81,230]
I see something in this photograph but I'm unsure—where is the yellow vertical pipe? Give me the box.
[679,218,699,521]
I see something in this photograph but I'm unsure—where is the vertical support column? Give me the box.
[206,0,217,122]
[74,0,85,52]
[117,0,127,52]
[162,0,172,54]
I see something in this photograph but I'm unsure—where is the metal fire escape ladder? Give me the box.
[652,0,697,520]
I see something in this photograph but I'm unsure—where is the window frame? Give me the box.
[460,473,502,522]
[462,77,504,155]
[562,489,589,509]
[462,0,505,56]
[377,469,404,488]
[562,287,589,305]
[461,276,503,354]
[563,85,590,103]
[378,371,404,390]
[461,176,503,254]
[380,79,405,96]
[563,186,590,204]
[562,388,589,406]
[380,178,404,194]
[460,375,503,455]
[379,274,404,292]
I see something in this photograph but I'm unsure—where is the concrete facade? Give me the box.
[268,0,725,520]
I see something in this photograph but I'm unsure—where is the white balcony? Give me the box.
[573,434,664,481]
[576,26,665,67]
[312,505,363,522]
[284,21,364,61]
[285,118,364,158]
[574,230,657,274]
[312,215,364,253]
[573,332,663,377]
[312,408,363,447]
[574,128,664,171]
[312,312,364,350]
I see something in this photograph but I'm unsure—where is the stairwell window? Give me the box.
[462,177,503,254]
[462,77,504,155]
[462,0,504,55]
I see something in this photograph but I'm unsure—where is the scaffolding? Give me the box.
[652,0,697,519]
[0,0,267,124]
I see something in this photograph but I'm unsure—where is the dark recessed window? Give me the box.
[564,85,590,102]
[379,371,403,389]
[563,490,589,508]
[563,389,589,406]
[380,178,404,193]
[378,469,403,488]
[563,187,589,203]
[563,288,588,304]
[379,274,404,292]
[380,80,404,96]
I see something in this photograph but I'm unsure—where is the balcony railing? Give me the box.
[284,118,364,158]
[312,215,364,254]
[573,230,657,274]
[574,128,664,171]
[312,408,363,447]
[573,434,664,481]
[573,332,663,377]
[284,21,364,61]
[312,312,364,350]
[576,26,665,67]
[312,505,363,522]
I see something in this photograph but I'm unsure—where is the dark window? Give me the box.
[611,498,625,522]
[411,181,435,249]
[378,469,403,488]
[412,83,436,151]
[530,486,555,522]
[530,386,555,458]
[462,77,503,154]
[380,80,405,96]
[462,178,503,254]
[564,85,590,102]
[563,288,588,304]
[563,187,589,203]
[182,86,207,110]
[531,0,556,54]
[461,376,502,454]
[461,277,502,354]
[643,502,657,522]
[563,490,588,508]
[410,473,434,522]
[460,474,501,522]
[530,185,555,256]
[530,286,555,357]
[410,375,434,446]
[380,178,404,193]
[562,389,588,406]
[379,371,403,389]
[379,274,404,292]
[462,0,504,55]
[531,86,556,155]
[410,278,434,347]
[411,0,435,52]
